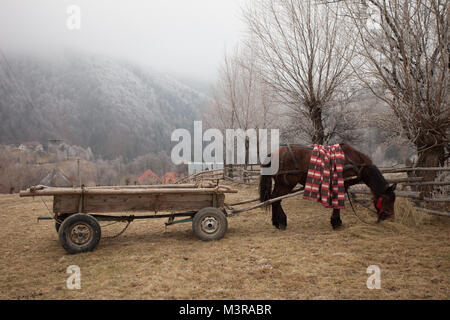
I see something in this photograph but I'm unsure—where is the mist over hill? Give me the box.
[0,51,206,160]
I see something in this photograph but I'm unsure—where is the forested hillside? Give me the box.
[0,52,205,160]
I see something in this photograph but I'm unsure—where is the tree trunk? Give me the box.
[310,106,325,145]
[244,137,249,170]
[414,144,444,196]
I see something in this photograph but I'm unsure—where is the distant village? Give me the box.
[0,140,186,194]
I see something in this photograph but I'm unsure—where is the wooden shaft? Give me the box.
[226,197,260,206]
[230,190,305,215]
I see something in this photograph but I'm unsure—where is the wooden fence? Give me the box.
[175,165,262,185]
[348,166,450,217]
[174,168,226,185]
[223,165,261,184]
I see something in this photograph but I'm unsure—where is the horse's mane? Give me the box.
[340,143,389,195]
[340,143,372,165]
[363,164,389,195]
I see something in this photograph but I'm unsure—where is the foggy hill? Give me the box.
[0,51,205,160]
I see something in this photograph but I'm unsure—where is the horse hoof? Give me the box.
[273,223,286,230]
[332,223,343,230]
[331,217,342,230]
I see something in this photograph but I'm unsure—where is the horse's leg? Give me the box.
[271,179,294,230]
[330,209,342,229]
[272,201,287,230]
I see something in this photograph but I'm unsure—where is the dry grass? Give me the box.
[0,185,449,300]
[394,198,432,227]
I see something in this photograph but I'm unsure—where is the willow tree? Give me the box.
[206,47,278,132]
[243,0,356,144]
[340,0,449,171]
[205,46,280,170]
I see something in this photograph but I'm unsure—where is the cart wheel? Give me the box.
[58,213,101,254]
[55,213,70,233]
[192,207,228,241]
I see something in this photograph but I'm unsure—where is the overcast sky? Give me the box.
[0,0,249,82]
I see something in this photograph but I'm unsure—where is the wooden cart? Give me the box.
[19,184,238,254]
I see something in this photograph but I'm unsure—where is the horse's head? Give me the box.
[373,183,397,222]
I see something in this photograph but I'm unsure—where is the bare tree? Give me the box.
[339,0,449,173]
[281,87,364,145]
[204,46,280,170]
[243,0,356,144]
[205,46,279,132]
[0,146,44,192]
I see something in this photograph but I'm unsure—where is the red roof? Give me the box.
[161,172,178,184]
[138,169,161,183]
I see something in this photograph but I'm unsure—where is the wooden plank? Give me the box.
[387,177,423,183]
[215,194,225,208]
[348,189,422,199]
[422,197,450,203]
[402,181,450,186]
[53,194,80,214]
[54,193,217,214]
[353,177,424,185]
[20,186,237,197]
[380,167,450,173]
[175,169,224,183]
[88,184,197,189]
[413,207,450,217]
[82,188,230,195]
[84,199,213,213]
[86,193,213,203]
[85,193,214,213]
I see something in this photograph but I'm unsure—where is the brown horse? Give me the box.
[259,143,397,230]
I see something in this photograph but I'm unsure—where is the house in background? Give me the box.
[161,172,180,184]
[40,168,72,187]
[18,141,44,152]
[138,169,161,185]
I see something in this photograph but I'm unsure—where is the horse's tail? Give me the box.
[259,160,273,203]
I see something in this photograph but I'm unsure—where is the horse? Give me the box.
[259,143,397,230]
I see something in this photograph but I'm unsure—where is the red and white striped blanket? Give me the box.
[303,144,346,209]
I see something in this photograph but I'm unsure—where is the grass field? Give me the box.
[0,184,448,299]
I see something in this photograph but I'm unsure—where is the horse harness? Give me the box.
[275,144,310,185]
